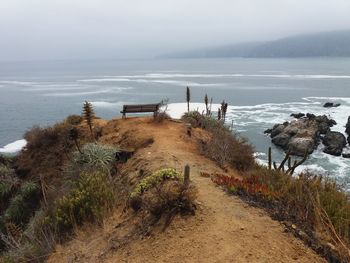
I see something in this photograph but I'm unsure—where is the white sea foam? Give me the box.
[78,77,220,87]
[166,103,221,119]
[90,101,125,108]
[233,96,350,181]
[42,89,113,96]
[42,87,132,97]
[303,96,350,104]
[78,78,132,82]
[23,86,91,92]
[0,80,37,86]
[168,97,350,181]
[0,139,27,153]
[96,73,350,80]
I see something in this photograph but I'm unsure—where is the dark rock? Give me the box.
[323,102,341,108]
[317,122,331,135]
[322,131,347,156]
[291,113,305,119]
[288,137,315,156]
[342,153,350,158]
[315,115,336,127]
[324,146,343,156]
[323,131,347,147]
[264,129,272,134]
[306,113,316,119]
[272,133,291,149]
[346,117,350,145]
[270,124,287,138]
[346,116,350,134]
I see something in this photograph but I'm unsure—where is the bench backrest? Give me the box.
[122,103,160,113]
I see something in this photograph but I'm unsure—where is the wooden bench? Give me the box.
[120,103,161,118]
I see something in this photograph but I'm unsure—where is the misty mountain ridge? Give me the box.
[162,30,350,58]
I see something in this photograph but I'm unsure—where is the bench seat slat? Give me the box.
[121,103,161,117]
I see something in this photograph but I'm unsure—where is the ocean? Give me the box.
[0,58,349,186]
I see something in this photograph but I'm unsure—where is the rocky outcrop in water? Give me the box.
[346,116,350,145]
[265,114,339,156]
[323,102,341,108]
[290,113,305,119]
[322,131,347,156]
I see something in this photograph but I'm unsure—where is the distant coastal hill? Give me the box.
[162,30,350,58]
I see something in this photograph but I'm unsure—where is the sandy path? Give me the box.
[48,118,325,263]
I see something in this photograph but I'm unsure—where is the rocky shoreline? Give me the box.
[265,112,350,158]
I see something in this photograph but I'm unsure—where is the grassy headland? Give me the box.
[0,100,348,262]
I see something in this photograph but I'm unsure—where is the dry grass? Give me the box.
[212,165,350,262]
[154,112,171,123]
[182,111,255,171]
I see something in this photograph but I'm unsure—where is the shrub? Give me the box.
[0,211,56,263]
[0,182,16,212]
[182,111,254,171]
[24,126,61,151]
[0,155,16,168]
[0,166,10,177]
[200,129,254,171]
[17,123,76,179]
[3,182,40,227]
[143,180,197,218]
[65,115,83,126]
[53,171,115,232]
[154,112,171,123]
[129,168,197,218]
[130,168,181,199]
[182,111,223,131]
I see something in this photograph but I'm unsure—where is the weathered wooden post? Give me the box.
[184,164,190,188]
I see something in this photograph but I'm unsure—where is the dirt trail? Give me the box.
[48,117,325,263]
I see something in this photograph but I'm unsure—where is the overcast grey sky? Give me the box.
[1,0,350,61]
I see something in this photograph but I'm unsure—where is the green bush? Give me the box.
[130,168,182,199]
[0,155,16,168]
[182,111,223,131]
[3,182,40,227]
[53,170,115,232]
[0,182,16,211]
[129,168,197,217]
[0,165,10,177]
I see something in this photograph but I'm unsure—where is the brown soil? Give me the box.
[47,117,325,263]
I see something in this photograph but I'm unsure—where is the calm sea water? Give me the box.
[0,58,349,184]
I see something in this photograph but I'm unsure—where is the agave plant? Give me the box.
[71,143,117,175]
